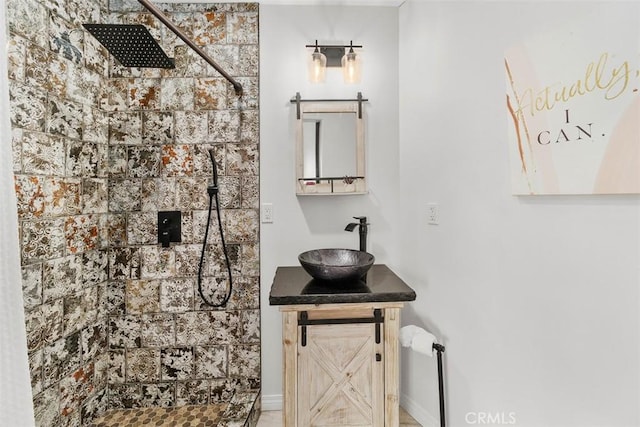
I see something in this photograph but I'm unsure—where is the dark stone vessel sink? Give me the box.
[298,249,375,282]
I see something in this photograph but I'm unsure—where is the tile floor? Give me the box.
[256,408,422,426]
[91,390,260,426]
[91,404,421,426]
[92,404,228,426]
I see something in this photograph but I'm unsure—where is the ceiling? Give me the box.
[259,0,404,4]
[162,0,405,6]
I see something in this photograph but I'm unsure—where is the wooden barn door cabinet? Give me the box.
[280,302,405,427]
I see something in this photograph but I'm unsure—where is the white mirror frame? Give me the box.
[295,100,366,195]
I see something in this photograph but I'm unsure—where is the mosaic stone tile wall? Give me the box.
[8,0,111,424]
[104,0,260,414]
[7,0,259,425]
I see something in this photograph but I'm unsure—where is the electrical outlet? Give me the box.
[427,203,439,225]
[261,203,274,223]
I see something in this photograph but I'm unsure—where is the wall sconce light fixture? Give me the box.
[306,40,362,84]
[308,41,327,83]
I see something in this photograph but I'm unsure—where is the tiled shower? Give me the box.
[7,0,260,425]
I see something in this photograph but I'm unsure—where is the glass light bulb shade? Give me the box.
[308,51,327,83]
[341,51,361,84]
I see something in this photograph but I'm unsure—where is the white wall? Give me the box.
[0,3,37,424]
[398,2,640,426]
[259,4,399,408]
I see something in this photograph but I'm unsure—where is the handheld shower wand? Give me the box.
[208,149,219,193]
[197,149,233,307]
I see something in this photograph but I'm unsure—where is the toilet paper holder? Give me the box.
[432,343,446,427]
[401,326,447,427]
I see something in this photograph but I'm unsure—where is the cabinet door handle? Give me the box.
[374,309,382,343]
[376,353,382,362]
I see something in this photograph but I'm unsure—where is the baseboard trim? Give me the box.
[261,392,438,425]
[400,392,439,427]
[261,394,283,411]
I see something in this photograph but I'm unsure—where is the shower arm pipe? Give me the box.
[137,0,243,96]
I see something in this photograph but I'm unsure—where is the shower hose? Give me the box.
[196,181,233,307]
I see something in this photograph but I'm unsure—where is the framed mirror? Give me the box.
[293,94,366,195]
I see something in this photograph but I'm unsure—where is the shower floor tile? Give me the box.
[91,403,228,426]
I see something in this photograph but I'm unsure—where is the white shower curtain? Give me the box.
[0,3,36,424]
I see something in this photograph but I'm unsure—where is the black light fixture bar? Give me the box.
[305,42,363,49]
[306,41,362,67]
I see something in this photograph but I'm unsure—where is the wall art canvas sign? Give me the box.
[505,7,639,195]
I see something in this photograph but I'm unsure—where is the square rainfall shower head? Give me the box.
[83,24,175,69]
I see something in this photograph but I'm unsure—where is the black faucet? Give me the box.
[345,216,368,252]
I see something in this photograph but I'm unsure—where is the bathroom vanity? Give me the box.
[269,265,416,427]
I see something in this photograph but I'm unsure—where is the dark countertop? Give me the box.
[269,264,416,306]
